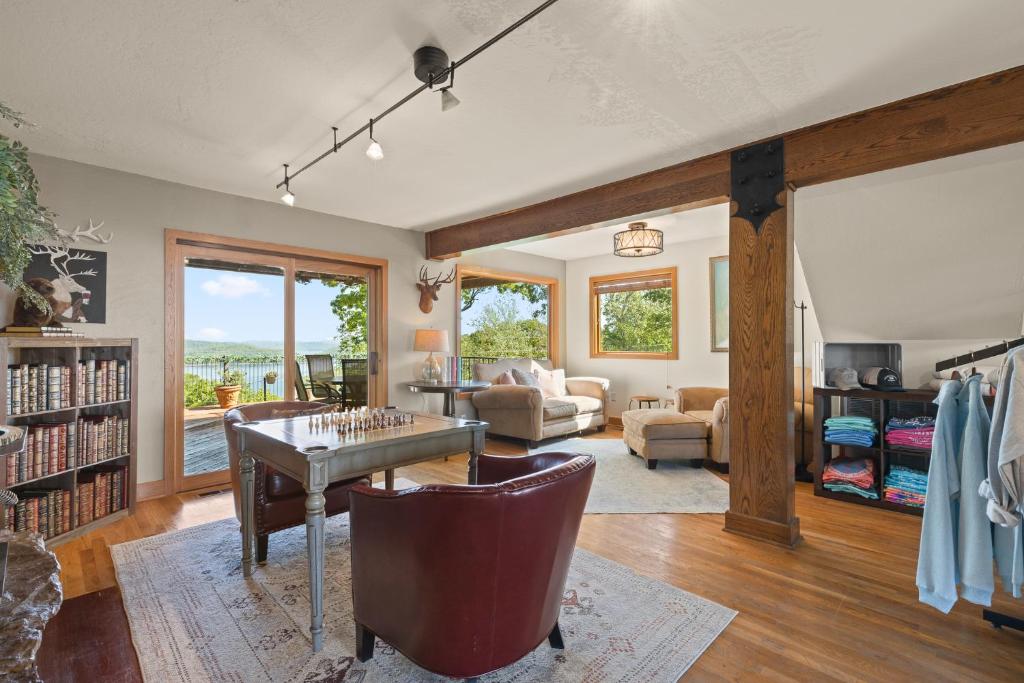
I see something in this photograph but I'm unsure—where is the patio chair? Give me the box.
[341,358,369,408]
[306,354,343,404]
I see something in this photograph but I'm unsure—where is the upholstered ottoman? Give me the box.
[620,409,708,469]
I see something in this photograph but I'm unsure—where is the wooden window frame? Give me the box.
[589,266,679,360]
[454,265,561,368]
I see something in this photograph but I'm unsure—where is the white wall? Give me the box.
[796,142,1024,388]
[1,154,563,485]
[563,233,820,417]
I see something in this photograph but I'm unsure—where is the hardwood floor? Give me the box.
[50,429,1023,682]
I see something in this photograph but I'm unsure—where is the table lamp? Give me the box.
[414,329,450,383]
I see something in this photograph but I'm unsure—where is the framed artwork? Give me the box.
[709,255,728,352]
[24,243,108,323]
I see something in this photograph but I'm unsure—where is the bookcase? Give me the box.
[0,337,138,547]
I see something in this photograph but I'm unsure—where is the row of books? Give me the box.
[5,364,72,415]
[4,415,130,484]
[1,489,72,540]
[77,358,130,405]
[76,465,129,526]
[0,465,129,539]
[0,325,84,338]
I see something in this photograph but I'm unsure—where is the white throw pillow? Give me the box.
[533,368,567,398]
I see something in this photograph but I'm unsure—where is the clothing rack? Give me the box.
[983,608,1024,631]
[934,337,1024,372]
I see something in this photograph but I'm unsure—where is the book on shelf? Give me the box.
[1,488,72,540]
[5,422,75,483]
[6,363,72,414]
[76,358,129,405]
[1,325,85,337]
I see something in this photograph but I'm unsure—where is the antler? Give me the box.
[418,265,430,283]
[68,269,98,279]
[27,242,72,277]
[58,219,113,244]
[432,267,456,286]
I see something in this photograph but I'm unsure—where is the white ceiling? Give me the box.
[3,1,1023,231]
[506,203,728,260]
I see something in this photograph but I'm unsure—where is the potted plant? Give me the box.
[214,358,244,409]
[1,102,62,317]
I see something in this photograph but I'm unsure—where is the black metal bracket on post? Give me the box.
[731,138,785,235]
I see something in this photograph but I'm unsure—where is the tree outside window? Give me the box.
[590,267,678,359]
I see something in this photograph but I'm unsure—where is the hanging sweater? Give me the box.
[957,375,994,606]
[916,381,964,613]
[979,346,1024,597]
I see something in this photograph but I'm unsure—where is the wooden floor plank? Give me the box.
[46,429,1023,681]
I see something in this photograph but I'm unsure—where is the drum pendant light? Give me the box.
[613,221,664,257]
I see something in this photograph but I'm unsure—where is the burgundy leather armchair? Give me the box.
[349,451,595,680]
[224,401,369,563]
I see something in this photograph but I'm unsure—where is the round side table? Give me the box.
[406,380,491,418]
[629,395,661,410]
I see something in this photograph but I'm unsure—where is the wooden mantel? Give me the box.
[425,65,1024,260]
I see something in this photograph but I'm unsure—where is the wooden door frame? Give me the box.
[454,264,561,368]
[164,229,389,494]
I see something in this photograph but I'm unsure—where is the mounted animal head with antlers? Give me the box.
[416,265,456,314]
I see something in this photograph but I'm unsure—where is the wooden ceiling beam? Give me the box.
[425,64,1024,260]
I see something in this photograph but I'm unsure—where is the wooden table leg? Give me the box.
[384,468,395,490]
[305,465,328,652]
[468,428,484,485]
[442,391,455,417]
[239,450,256,578]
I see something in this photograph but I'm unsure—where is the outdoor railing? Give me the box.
[183,354,367,407]
[458,355,550,380]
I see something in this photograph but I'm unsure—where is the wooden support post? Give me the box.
[723,140,800,547]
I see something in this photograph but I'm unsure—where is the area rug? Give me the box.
[111,511,736,681]
[531,438,730,514]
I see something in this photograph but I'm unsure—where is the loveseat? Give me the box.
[470,358,609,445]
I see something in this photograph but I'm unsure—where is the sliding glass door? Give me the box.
[167,234,386,493]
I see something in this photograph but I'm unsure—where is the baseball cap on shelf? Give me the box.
[861,366,905,392]
[828,367,862,391]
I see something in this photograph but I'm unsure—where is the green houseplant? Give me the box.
[0,102,62,316]
[214,357,244,409]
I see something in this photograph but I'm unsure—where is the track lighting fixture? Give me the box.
[365,118,384,161]
[280,164,295,206]
[275,0,562,193]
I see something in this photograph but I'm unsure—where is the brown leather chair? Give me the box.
[349,451,595,680]
[223,400,369,563]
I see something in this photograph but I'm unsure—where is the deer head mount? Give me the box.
[416,266,455,314]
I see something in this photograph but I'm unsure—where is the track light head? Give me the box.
[365,118,384,160]
[365,140,384,161]
[280,164,295,206]
[440,88,460,112]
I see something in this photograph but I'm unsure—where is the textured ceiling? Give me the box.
[3,1,1023,231]
[506,203,728,260]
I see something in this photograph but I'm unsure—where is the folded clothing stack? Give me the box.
[822,458,878,499]
[884,416,935,451]
[883,465,927,507]
[824,415,877,448]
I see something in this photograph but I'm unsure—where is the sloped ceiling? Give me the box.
[796,143,1024,341]
[1,1,1023,230]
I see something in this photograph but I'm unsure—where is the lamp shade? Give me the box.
[414,329,450,353]
[613,221,664,257]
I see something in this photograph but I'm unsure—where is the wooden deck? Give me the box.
[184,410,227,476]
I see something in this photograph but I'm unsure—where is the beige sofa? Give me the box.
[674,366,814,467]
[470,358,609,445]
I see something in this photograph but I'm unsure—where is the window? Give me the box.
[456,266,559,372]
[590,267,678,359]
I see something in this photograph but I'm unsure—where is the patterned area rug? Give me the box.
[531,438,730,514]
[111,504,735,681]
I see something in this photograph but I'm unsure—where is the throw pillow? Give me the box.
[495,370,517,385]
[511,368,541,389]
[533,367,567,398]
